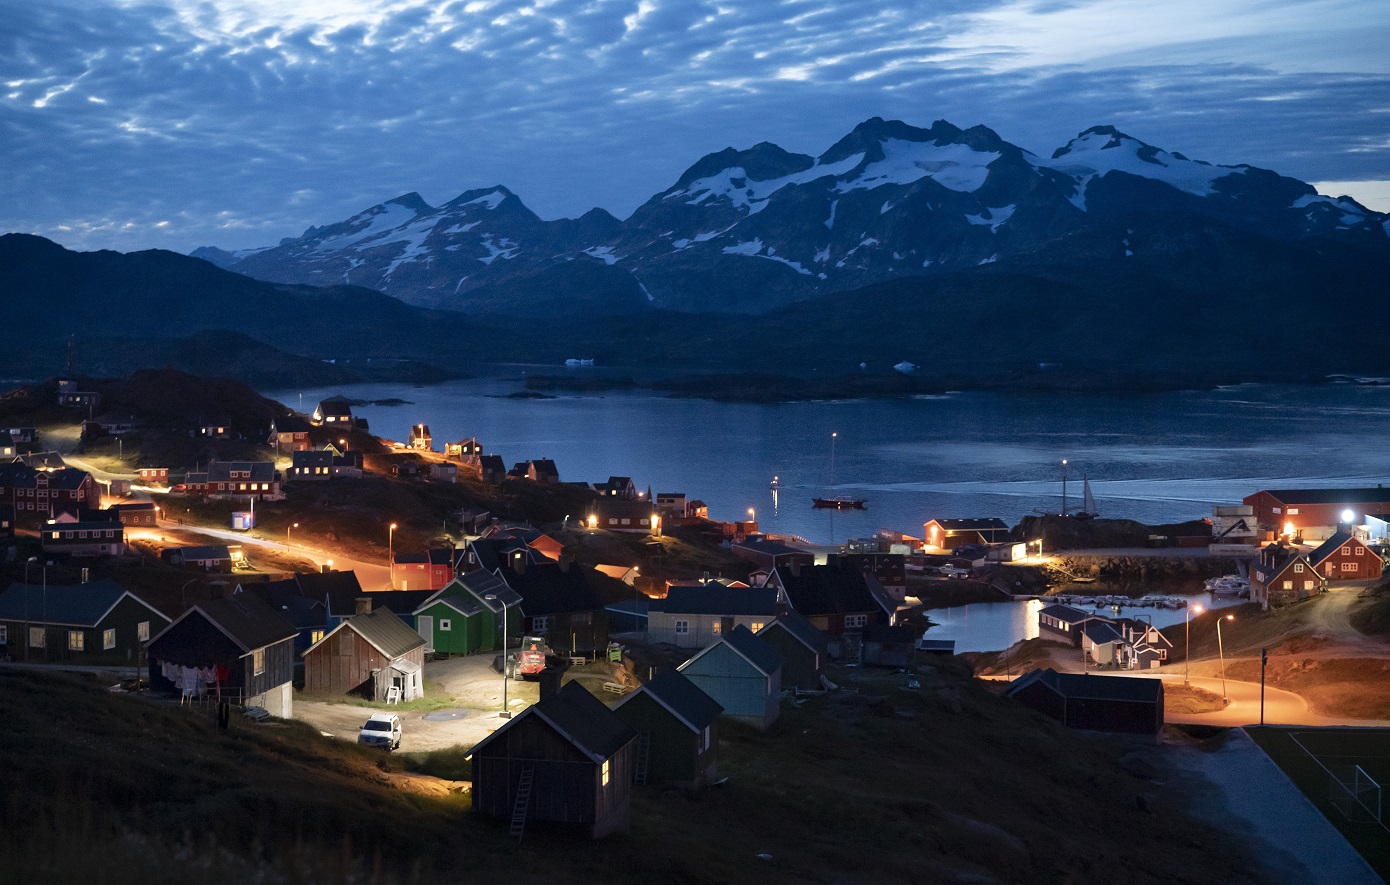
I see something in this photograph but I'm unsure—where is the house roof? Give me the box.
[479,454,506,473]
[181,594,297,653]
[684,624,782,678]
[1038,604,1097,624]
[0,580,160,627]
[471,680,635,764]
[1254,488,1390,505]
[528,458,559,478]
[1308,530,1365,567]
[272,414,312,433]
[169,545,231,561]
[772,565,890,617]
[1081,621,1125,645]
[444,569,522,613]
[18,452,68,470]
[47,467,91,490]
[207,461,276,482]
[757,609,828,654]
[732,538,813,558]
[498,561,613,615]
[1252,545,1310,585]
[317,396,353,416]
[47,519,124,534]
[614,668,722,732]
[1006,668,1162,704]
[109,502,156,513]
[237,580,325,631]
[292,450,333,468]
[294,570,365,614]
[364,589,436,616]
[311,608,425,660]
[418,590,486,618]
[927,518,1010,532]
[650,584,778,617]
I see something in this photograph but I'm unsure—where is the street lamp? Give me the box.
[1061,459,1068,516]
[388,523,398,588]
[117,437,123,461]
[1031,538,1043,562]
[1217,614,1234,705]
[748,507,755,522]
[1185,603,1204,685]
[287,522,299,543]
[484,593,513,718]
[339,438,348,452]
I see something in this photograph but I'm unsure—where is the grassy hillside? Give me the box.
[0,665,1270,885]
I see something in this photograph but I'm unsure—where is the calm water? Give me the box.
[923,593,1243,653]
[267,376,1390,546]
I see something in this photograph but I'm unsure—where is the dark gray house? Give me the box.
[1005,668,1164,739]
[0,580,169,666]
[754,610,827,693]
[612,668,723,787]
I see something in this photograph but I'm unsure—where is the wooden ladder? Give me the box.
[635,732,651,785]
[509,764,535,841]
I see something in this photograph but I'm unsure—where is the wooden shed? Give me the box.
[1006,668,1164,739]
[303,605,426,702]
[678,625,783,731]
[470,681,636,838]
[147,594,297,717]
[755,610,827,693]
[612,668,722,787]
[412,590,488,655]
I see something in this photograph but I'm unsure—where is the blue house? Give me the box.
[677,624,783,731]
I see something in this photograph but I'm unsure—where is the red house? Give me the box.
[1307,531,1383,582]
[390,548,456,591]
[1250,544,1325,610]
[1243,488,1390,541]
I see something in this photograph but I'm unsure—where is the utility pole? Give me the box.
[1260,647,1268,726]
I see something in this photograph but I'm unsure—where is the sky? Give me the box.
[2,0,1389,253]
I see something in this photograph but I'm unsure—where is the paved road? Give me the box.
[132,523,391,590]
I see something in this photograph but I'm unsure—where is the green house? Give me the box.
[0,580,170,667]
[612,668,722,787]
[415,571,522,654]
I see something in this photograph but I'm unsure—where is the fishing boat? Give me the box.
[1205,575,1250,596]
[811,431,866,510]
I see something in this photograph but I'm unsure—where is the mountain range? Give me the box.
[193,118,1390,315]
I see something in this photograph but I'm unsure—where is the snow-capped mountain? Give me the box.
[196,118,1389,314]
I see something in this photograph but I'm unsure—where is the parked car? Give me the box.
[939,565,970,579]
[357,713,402,750]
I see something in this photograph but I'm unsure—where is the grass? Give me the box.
[1247,726,1390,880]
[1350,582,1390,638]
[1,662,1274,884]
[1164,683,1227,714]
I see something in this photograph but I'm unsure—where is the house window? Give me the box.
[0,625,7,644]
[620,518,631,526]
[844,614,868,629]
[310,630,324,644]
[1287,508,1299,515]
[29,627,44,648]
[1357,546,1365,556]
[698,725,711,753]
[1343,562,1359,573]
[601,760,611,787]
[711,620,721,634]
[103,629,116,650]
[137,621,149,641]
[1273,507,1282,514]
[1295,563,1304,573]
[750,622,764,632]
[253,648,265,676]
[674,620,689,635]
[1342,546,1352,556]
[440,619,452,632]
[532,616,549,634]
[68,630,84,651]
[1283,580,1293,590]
[1305,581,1316,590]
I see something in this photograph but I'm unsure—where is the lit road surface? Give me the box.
[140,525,391,591]
[1132,674,1390,728]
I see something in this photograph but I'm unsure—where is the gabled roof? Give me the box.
[1252,545,1310,585]
[0,580,162,627]
[309,608,425,660]
[649,584,778,617]
[295,570,365,614]
[731,538,813,558]
[168,545,231,561]
[291,450,333,468]
[1254,488,1390,505]
[317,396,353,415]
[442,569,522,613]
[478,454,506,473]
[682,624,783,678]
[1308,530,1367,567]
[272,414,312,433]
[207,461,276,482]
[498,561,610,615]
[47,467,91,489]
[156,593,296,654]
[614,668,722,732]
[1081,620,1124,645]
[758,609,828,654]
[237,580,325,631]
[470,680,635,764]
[18,452,67,470]
[528,458,559,478]
[772,565,890,617]
[1039,604,1097,624]
[1006,668,1162,704]
[418,590,486,618]
[365,589,436,616]
[926,518,1010,532]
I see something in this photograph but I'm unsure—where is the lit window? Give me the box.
[1305,581,1315,590]
[310,630,324,644]
[601,760,611,786]
[68,630,84,651]
[103,629,115,650]
[253,648,265,675]
[1283,580,1293,590]
[137,621,149,641]
[711,621,721,634]
[1287,508,1299,515]
[750,622,764,632]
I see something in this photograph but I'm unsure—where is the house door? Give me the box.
[721,617,734,634]
[417,615,434,653]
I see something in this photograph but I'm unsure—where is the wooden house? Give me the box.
[730,538,816,574]
[199,461,283,501]
[497,558,615,655]
[137,467,170,486]
[235,580,327,654]
[765,561,894,640]
[408,423,433,451]
[303,603,425,702]
[470,680,637,838]
[412,588,489,655]
[391,547,457,592]
[1006,668,1164,739]
[0,464,98,524]
[109,501,158,526]
[1308,530,1384,581]
[445,437,483,460]
[288,450,334,481]
[0,580,168,665]
[525,459,560,484]
[430,463,458,483]
[162,544,238,572]
[595,476,638,499]
[312,395,353,426]
[479,455,507,484]
[612,668,722,787]
[647,584,778,648]
[267,415,312,452]
[147,594,297,717]
[42,517,125,557]
[678,625,783,731]
[923,518,1011,550]
[654,492,688,517]
[1037,604,1106,647]
[1250,543,1324,610]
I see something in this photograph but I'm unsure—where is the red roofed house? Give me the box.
[1243,487,1390,543]
[1307,530,1383,582]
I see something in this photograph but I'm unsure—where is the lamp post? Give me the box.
[287,521,299,544]
[1217,614,1234,705]
[1031,538,1043,562]
[748,507,755,524]
[484,593,513,718]
[1185,603,1204,685]
[23,556,37,661]
[388,522,398,588]
[117,437,123,461]
[339,438,348,452]
[180,577,199,609]
[1061,459,1068,516]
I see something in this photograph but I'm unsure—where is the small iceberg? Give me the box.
[893,361,916,374]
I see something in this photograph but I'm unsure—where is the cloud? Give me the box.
[1,0,1387,252]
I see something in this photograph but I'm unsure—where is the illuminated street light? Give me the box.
[287,522,299,543]
[1342,509,1356,525]
[1217,614,1234,705]
[1185,603,1204,685]
[388,523,398,588]
[484,593,513,718]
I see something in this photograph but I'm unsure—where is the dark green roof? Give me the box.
[0,580,160,627]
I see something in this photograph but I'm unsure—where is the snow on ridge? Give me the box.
[582,246,620,265]
[677,152,864,215]
[964,204,1016,233]
[836,139,999,195]
[478,237,519,265]
[1036,131,1248,209]
[312,202,418,254]
[441,220,481,235]
[1292,193,1366,216]
[721,238,812,275]
[464,191,507,210]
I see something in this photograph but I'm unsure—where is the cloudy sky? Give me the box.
[3,0,1388,253]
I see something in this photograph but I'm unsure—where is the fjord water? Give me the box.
[268,377,1390,546]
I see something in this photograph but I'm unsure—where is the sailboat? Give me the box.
[1073,476,1099,520]
[812,432,867,510]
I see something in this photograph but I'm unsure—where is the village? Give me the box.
[1,369,1388,883]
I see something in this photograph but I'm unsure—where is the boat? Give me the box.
[811,431,866,510]
[1205,575,1250,596]
[1072,476,1099,520]
[813,496,867,510]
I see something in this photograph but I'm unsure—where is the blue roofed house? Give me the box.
[647,583,779,648]
[678,624,784,731]
[0,580,170,665]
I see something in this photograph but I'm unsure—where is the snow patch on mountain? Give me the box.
[673,153,864,215]
[1037,129,1248,210]
[464,190,507,210]
[721,238,812,274]
[965,204,1016,232]
[441,220,481,234]
[825,200,838,229]
[583,246,619,265]
[478,237,518,265]
[313,202,419,254]
[837,139,999,194]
